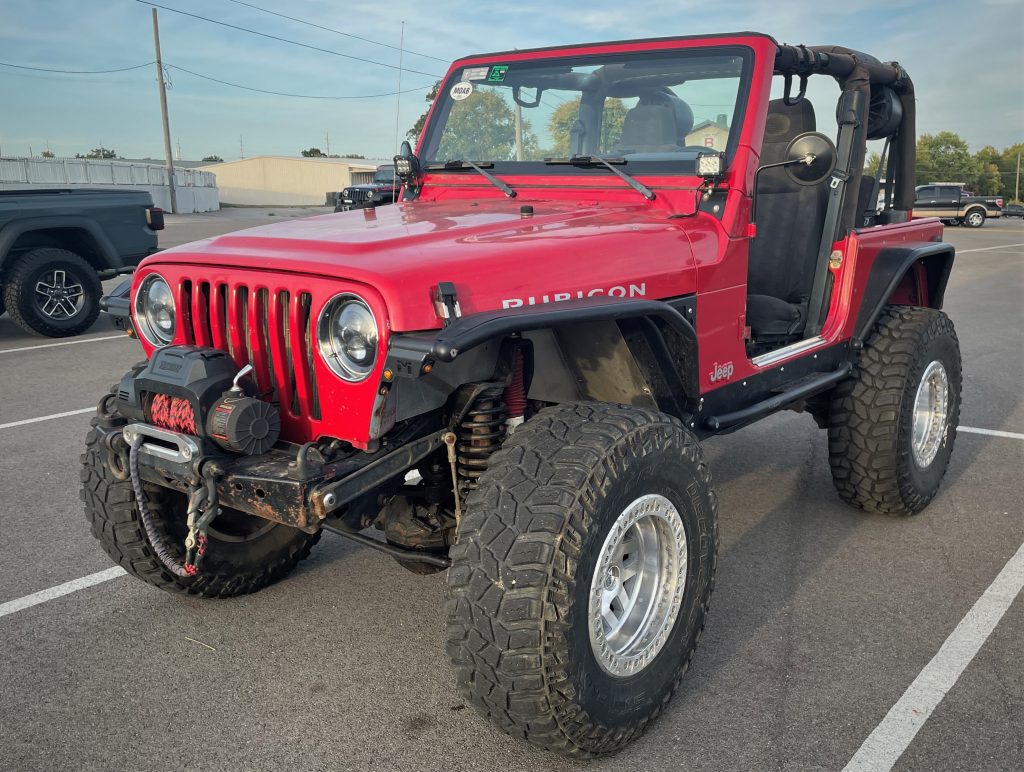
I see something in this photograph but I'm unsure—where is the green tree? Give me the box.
[40,150,55,158]
[999,143,1024,201]
[84,147,117,159]
[915,132,976,185]
[407,81,441,142]
[864,151,883,178]
[201,154,223,163]
[971,146,1003,195]
[434,90,538,162]
[547,97,627,156]
[301,147,326,157]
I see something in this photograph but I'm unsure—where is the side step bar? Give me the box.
[704,363,853,431]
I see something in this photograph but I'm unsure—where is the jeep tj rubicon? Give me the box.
[84,33,960,757]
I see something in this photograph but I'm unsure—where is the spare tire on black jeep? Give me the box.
[446,403,718,756]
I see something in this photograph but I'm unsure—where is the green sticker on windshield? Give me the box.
[488,65,508,82]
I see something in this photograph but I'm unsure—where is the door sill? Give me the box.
[750,335,826,367]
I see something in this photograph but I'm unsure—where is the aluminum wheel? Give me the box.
[965,211,984,227]
[589,493,688,677]
[912,360,949,468]
[34,269,85,320]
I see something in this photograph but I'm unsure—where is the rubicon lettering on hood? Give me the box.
[502,283,646,309]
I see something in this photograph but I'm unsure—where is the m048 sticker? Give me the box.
[450,81,474,101]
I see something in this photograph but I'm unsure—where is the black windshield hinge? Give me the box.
[434,282,462,328]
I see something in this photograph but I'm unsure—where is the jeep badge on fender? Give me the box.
[85,32,960,758]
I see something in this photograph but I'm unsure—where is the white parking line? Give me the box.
[843,541,1024,771]
[0,407,95,430]
[957,242,1024,254]
[0,334,126,355]
[959,426,1024,441]
[0,567,126,619]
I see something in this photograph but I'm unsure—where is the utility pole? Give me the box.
[1016,152,1020,202]
[325,131,331,156]
[394,20,405,154]
[176,138,182,161]
[515,103,524,161]
[151,8,177,213]
[240,135,245,159]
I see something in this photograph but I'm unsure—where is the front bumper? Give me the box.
[101,419,445,532]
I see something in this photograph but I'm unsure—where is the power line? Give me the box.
[225,0,447,63]
[134,1,443,79]
[167,63,431,99]
[0,60,154,74]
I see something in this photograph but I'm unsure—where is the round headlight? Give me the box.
[134,273,176,347]
[317,294,379,381]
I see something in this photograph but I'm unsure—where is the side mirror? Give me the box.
[392,140,422,199]
[783,132,837,186]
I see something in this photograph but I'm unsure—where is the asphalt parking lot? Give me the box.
[1,213,1021,771]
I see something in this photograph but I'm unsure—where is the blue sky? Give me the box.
[0,0,1020,161]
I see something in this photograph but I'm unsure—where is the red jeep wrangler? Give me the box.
[86,33,960,756]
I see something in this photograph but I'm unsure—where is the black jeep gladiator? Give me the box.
[0,188,163,337]
[334,164,399,212]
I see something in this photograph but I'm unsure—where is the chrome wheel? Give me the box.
[965,211,984,227]
[589,494,688,677]
[34,269,85,319]
[912,360,949,468]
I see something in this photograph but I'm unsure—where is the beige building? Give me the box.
[685,116,730,151]
[198,156,383,206]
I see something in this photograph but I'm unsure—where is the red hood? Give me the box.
[147,199,698,331]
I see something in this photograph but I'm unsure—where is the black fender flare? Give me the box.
[385,297,700,412]
[0,215,123,272]
[854,241,954,342]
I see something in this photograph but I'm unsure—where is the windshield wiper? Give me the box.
[545,155,655,201]
[425,159,516,198]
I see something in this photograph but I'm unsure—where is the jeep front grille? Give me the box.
[181,280,322,421]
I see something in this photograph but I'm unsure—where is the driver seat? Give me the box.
[746,98,829,343]
[614,90,694,154]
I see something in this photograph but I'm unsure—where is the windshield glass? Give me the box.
[373,169,396,184]
[421,48,750,174]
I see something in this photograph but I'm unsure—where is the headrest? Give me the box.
[763,98,817,143]
[618,104,679,152]
[636,88,695,140]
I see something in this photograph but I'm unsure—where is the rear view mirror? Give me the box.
[784,132,837,186]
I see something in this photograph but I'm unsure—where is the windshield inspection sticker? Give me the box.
[450,81,474,101]
[488,65,509,82]
[462,67,489,81]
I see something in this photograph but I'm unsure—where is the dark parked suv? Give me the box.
[334,165,399,211]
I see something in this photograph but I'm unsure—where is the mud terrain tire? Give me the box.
[828,306,961,515]
[81,399,320,597]
[3,248,102,337]
[446,403,718,756]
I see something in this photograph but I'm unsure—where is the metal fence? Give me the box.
[0,157,219,212]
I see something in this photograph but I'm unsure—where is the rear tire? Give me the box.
[81,397,320,597]
[963,209,986,228]
[446,403,718,756]
[827,306,961,515]
[3,248,102,337]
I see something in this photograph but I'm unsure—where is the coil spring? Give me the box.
[456,387,506,493]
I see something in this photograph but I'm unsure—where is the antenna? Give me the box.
[394,20,405,154]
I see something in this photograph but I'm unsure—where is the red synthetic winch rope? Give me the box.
[149,394,198,435]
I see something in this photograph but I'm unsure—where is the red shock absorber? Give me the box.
[504,348,526,430]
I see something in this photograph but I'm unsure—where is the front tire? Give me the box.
[828,306,961,515]
[81,398,320,597]
[446,403,718,756]
[2,248,102,337]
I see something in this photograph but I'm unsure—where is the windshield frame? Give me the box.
[419,45,755,177]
